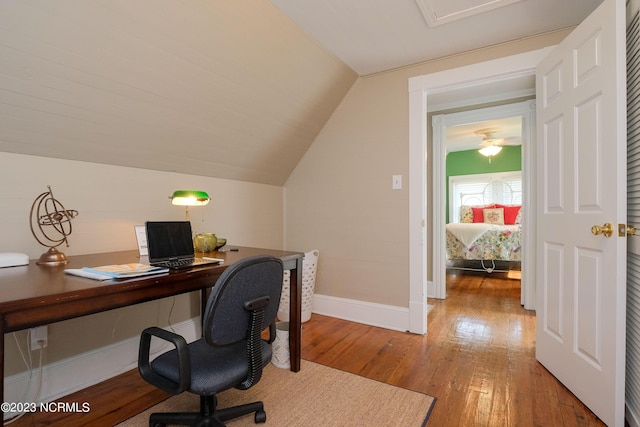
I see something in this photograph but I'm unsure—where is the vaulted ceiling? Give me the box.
[269,0,603,75]
[0,1,357,186]
[0,0,603,185]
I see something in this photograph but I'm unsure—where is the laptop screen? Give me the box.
[146,221,195,261]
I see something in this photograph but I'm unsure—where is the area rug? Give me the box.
[118,360,436,426]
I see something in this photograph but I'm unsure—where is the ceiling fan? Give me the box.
[474,128,520,161]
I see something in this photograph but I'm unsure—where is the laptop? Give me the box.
[145,221,223,269]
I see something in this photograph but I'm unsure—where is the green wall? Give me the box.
[446,145,522,222]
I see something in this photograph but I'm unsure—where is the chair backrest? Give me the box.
[202,255,283,346]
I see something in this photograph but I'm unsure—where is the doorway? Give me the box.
[407,47,553,334]
[432,100,534,307]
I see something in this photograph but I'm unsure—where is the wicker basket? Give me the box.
[271,321,290,369]
[277,250,318,323]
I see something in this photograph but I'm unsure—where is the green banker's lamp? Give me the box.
[170,190,210,221]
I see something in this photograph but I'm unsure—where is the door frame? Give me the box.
[432,100,536,307]
[408,47,553,333]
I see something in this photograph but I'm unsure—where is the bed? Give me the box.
[446,222,522,261]
[445,203,522,272]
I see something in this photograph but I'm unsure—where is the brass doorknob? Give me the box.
[591,223,614,237]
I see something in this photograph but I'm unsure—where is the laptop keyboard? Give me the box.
[152,257,217,269]
[153,258,195,268]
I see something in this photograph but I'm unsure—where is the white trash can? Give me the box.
[271,321,290,369]
[277,250,318,323]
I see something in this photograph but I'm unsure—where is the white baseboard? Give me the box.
[311,294,411,332]
[4,319,200,421]
[426,280,435,298]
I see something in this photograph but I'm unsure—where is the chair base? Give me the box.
[148,395,266,427]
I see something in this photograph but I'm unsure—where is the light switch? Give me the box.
[392,175,402,190]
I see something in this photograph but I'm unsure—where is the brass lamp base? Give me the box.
[37,247,68,266]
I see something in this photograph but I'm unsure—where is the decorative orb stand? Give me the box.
[29,185,78,266]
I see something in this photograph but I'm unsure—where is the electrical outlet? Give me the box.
[30,326,48,350]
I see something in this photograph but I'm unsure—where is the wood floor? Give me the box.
[7,272,604,426]
[302,272,604,426]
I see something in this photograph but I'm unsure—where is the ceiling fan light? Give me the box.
[479,145,502,157]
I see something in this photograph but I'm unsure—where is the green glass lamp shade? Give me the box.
[170,190,210,206]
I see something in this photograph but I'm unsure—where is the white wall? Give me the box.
[285,30,572,330]
[1,153,284,259]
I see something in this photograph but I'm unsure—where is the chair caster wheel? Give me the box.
[255,410,267,423]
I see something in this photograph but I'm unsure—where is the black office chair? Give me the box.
[138,255,284,427]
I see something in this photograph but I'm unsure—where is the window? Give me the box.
[449,171,522,222]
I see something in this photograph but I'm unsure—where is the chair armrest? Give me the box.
[267,321,276,344]
[138,326,191,394]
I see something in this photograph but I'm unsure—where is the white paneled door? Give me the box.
[535,0,626,425]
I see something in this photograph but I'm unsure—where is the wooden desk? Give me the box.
[0,247,303,422]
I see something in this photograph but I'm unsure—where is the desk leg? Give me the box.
[288,259,302,372]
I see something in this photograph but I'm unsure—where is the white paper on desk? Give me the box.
[65,266,169,280]
[83,263,163,277]
[65,269,113,281]
[134,225,148,256]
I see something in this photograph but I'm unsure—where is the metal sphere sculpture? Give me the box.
[29,185,79,266]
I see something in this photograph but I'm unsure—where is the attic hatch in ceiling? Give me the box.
[415,0,525,27]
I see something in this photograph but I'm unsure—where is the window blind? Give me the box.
[449,171,522,222]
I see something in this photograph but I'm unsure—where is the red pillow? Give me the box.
[495,204,521,225]
[471,204,495,223]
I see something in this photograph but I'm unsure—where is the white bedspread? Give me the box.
[445,223,494,248]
